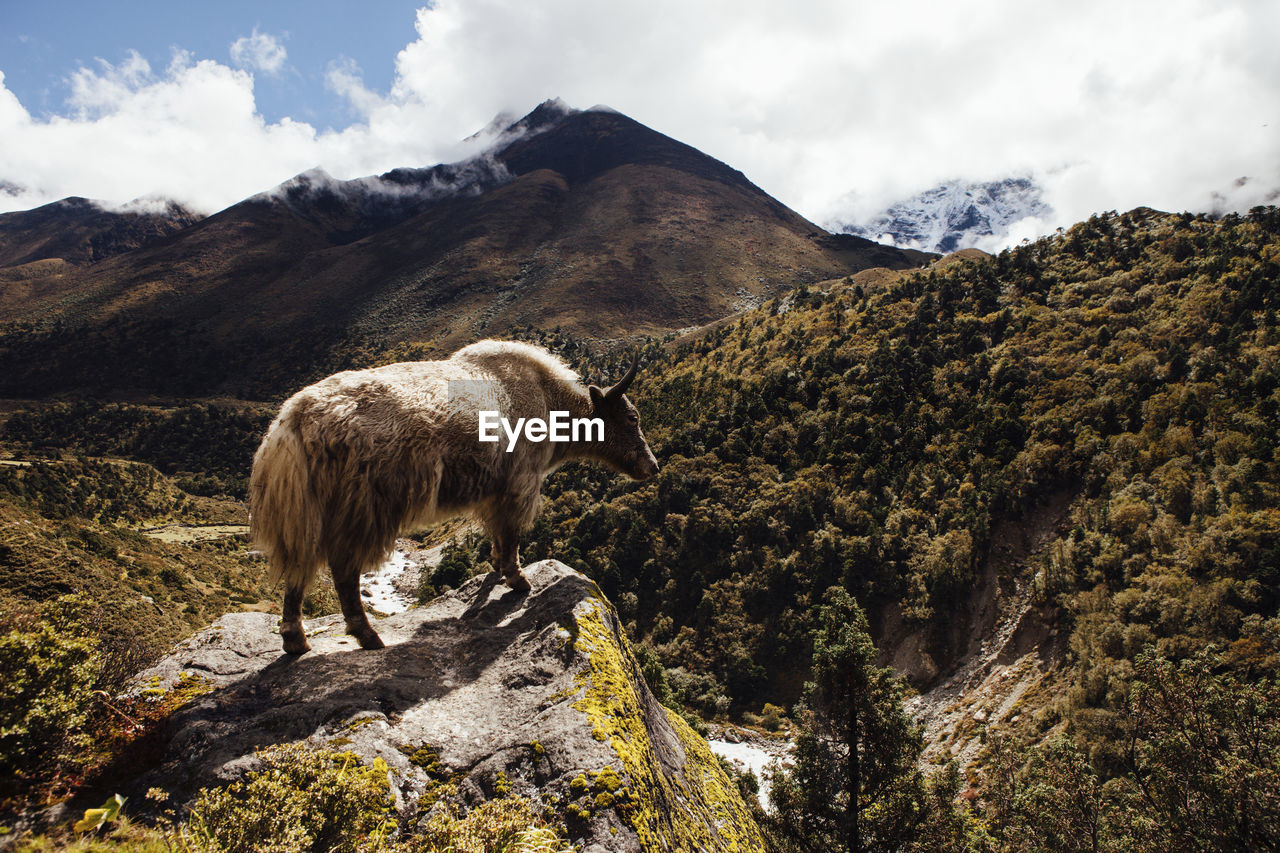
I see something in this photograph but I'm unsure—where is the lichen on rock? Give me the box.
[570,590,766,852]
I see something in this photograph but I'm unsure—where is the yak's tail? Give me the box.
[249,418,324,592]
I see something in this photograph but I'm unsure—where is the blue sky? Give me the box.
[0,0,1276,248]
[2,1,421,130]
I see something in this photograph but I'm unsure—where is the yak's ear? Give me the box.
[588,384,606,409]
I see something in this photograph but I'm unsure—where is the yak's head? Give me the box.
[588,356,660,481]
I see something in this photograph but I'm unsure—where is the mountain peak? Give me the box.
[463,98,579,151]
[510,97,577,132]
[0,100,929,396]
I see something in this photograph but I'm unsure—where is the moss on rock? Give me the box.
[571,590,765,852]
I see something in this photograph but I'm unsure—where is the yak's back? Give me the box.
[450,340,582,390]
[275,340,581,448]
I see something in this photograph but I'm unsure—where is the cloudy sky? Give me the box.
[1,0,1277,245]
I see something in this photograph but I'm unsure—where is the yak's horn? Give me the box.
[605,351,640,398]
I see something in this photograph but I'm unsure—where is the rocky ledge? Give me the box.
[123,560,764,853]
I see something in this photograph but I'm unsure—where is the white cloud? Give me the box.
[0,55,321,213]
[0,0,1276,242]
[325,57,385,119]
[229,28,287,76]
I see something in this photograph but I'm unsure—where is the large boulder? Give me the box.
[126,560,765,853]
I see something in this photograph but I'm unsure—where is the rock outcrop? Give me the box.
[126,560,765,853]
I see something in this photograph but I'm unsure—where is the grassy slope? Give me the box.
[0,456,275,659]
[0,396,343,665]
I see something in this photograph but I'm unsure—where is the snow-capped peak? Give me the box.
[834,177,1052,254]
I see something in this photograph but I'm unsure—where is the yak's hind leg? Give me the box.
[281,582,310,655]
[489,524,530,592]
[332,561,385,650]
[481,489,539,593]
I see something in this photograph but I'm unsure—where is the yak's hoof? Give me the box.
[504,572,531,593]
[352,627,385,650]
[281,627,310,655]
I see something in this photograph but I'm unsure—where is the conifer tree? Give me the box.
[768,586,926,852]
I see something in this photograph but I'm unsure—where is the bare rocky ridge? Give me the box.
[122,560,764,853]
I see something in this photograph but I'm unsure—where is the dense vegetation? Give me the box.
[3,402,272,499]
[762,588,1280,851]
[524,206,1280,729]
[766,587,962,852]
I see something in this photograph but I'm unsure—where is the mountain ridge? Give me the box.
[0,100,931,398]
[0,196,200,270]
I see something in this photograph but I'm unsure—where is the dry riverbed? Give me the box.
[706,724,793,810]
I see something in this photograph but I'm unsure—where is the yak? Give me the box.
[249,340,659,654]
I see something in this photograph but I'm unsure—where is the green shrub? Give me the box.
[412,795,572,853]
[759,702,787,732]
[417,535,487,603]
[184,744,395,853]
[0,595,100,784]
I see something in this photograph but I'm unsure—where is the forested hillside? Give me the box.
[521,206,1280,739]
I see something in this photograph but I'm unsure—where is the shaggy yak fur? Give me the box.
[249,340,660,654]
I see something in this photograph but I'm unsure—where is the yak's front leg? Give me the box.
[332,561,385,649]
[281,582,310,655]
[483,490,539,592]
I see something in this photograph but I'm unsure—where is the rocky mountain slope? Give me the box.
[96,560,764,853]
[0,101,930,398]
